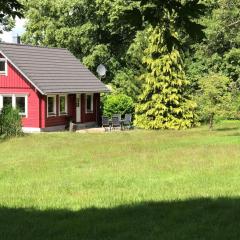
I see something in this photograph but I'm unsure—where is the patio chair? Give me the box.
[112,116,121,130]
[112,114,121,121]
[102,116,111,131]
[123,114,132,130]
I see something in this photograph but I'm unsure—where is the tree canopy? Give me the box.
[185,0,240,89]
[21,0,206,82]
[19,0,240,128]
[0,0,23,33]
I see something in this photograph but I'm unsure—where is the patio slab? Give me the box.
[76,127,123,133]
[76,127,106,133]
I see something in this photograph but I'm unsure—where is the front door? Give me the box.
[76,94,81,122]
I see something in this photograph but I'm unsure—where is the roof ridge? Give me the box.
[0,42,67,50]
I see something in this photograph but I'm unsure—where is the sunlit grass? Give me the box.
[0,121,240,210]
[0,121,240,239]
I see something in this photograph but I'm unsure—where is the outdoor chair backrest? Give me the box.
[124,114,132,124]
[113,114,121,121]
[102,116,110,127]
[112,116,121,127]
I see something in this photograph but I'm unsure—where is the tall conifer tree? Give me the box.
[134,26,196,129]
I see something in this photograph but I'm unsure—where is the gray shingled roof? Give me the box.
[0,43,109,94]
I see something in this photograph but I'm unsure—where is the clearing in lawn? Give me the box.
[0,120,240,239]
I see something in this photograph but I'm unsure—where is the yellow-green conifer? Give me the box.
[134,27,196,129]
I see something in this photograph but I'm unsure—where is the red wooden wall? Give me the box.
[0,57,101,129]
[81,93,100,123]
[45,93,100,127]
[0,60,42,128]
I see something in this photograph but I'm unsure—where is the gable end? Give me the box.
[0,50,44,95]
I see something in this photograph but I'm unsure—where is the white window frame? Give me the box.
[0,58,7,76]
[59,94,68,115]
[0,94,28,117]
[85,93,93,113]
[15,95,28,117]
[47,95,56,117]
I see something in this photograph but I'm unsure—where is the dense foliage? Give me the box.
[21,0,141,83]
[134,27,196,129]
[195,74,239,128]
[0,106,23,138]
[0,0,23,34]
[185,0,240,89]
[102,94,134,118]
[20,0,240,128]
[21,0,205,86]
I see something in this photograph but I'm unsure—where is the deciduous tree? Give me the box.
[0,0,23,34]
[196,74,238,129]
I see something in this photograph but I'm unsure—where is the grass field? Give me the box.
[0,121,240,239]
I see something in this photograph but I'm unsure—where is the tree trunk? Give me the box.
[209,113,214,130]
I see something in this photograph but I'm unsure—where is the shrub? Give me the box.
[0,105,23,138]
[195,74,238,129]
[102,94,134,118]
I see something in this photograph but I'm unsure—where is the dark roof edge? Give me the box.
[45,89,111,94]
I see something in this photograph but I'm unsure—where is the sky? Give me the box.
[0,17,26,43]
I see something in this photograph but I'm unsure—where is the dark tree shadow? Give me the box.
[0,198,240,240]
[215,127,239,131]
[228,133,240,137]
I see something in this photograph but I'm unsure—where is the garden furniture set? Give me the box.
[102,114,132,131]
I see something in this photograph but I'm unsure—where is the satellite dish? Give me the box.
[96,64,107,78]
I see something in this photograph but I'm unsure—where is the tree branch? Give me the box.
[227,19,240,27]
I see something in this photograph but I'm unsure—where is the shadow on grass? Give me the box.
[1,198,240,240]
[214,127,239,131]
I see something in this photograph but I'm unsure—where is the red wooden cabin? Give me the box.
[0,43,109,132]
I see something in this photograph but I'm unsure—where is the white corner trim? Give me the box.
[0,50,44,95]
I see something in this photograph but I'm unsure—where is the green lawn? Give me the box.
[1,121,240,239]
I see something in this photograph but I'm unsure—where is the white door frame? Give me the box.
[76,94,81,122]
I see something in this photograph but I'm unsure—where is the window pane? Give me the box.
[87,95,92,112]
[0,60,5,72]
[48,97,54,113]
[60,96,66,113]
[3,96,12,107]
[16,97,25,113]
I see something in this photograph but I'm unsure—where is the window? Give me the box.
[16,96,26,115]
[47,96,56,116]
[59,95,68,115]
[76,96,80,108]
[3,96,12,107]
[86,94,93,113]
[0,94,27,117]
[0,58,7,75]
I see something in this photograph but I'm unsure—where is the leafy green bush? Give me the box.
[111,69,142,102]
[102,94,134,118]
[195,74,239,129]
[0,105,23,138]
